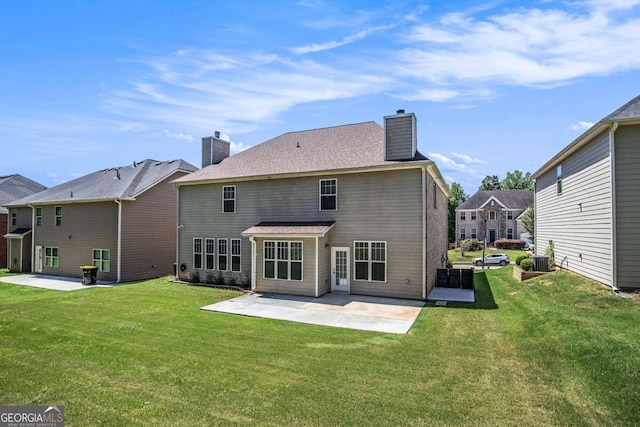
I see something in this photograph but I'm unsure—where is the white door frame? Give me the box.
[331,247,350,293]
[35,245,43,273]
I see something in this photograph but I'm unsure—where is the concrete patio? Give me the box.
[0,274,115,291]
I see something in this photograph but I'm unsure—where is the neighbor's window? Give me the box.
[193,238,203,269]
[489,211,497,220]
[35,207,42,226]
[460,228,466,240]
[218,238,228,271]
[557,165,563,195]
[264,241,302,281]
[471,228,477,239]
[10,210,17,226]
[223,186,236,213]
[507,228,514,239]
[93,249,110,272]
[460,211,466,221]
[45,247,59,268]
[507,211,513,220]
[471,211,477,220]
[319,179,337,211]
[205,238,215,270]
[354,241,386,282]
[55,206,62,226]
[231,239,241,272]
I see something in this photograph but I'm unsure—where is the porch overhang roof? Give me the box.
[4,228,32,239]
[241,221,335,238]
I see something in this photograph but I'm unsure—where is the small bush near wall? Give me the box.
[189,270,201,283]
[515,255,529,266]
[461,239,484,252]
[495,239,526,250]
[520,259,534,271]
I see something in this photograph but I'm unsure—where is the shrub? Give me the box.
[189,271,200,283]
[225,272,237,287]
[520,259,534,271]
[461,239,484,252]
[213,272,225,286]
[240,273,251,289]
[495,239,526,250]
[205,272,215,284]
[515,255,529,266]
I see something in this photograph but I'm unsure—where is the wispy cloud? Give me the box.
[427,152,483,178]
[570,121,595,131]
[163,129,194,142]
[450,152,486,164]
[291,24,394,54]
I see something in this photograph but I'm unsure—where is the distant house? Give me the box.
[5,159,197,282]
[1,175,46,269]
[532,94,640,290]
[174,110,450,300]
[455,190,533,245]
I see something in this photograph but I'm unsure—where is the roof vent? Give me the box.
[397,109,405,115]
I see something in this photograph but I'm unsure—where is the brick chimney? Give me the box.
[202,131,230,168]
[383,109,417,161]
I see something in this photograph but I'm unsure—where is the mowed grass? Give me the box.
[1,269,639,426]
[448,248,530,264]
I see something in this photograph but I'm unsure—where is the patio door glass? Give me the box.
[331,247,350,293]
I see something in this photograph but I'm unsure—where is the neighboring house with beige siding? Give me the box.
[0,174,46,269]
[455,190,533,246]
[5,159,197,282]
[532,94,640,290]
[174,110,449,300]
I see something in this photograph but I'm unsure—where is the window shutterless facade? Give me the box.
[264,241,302,281]
[10,210,16,226]
[460,228,466,239]
[489,211,497,220]
[507,211,513,219]
[460,212,466,220]
[45,247,59,268]
[193,238,203,269]
[507,228,514,239]
[319,179,337,211]
[55,206,62,226]
[231,238,241,272]
[93,249,110,272]
[471,228,477,239]
[222,185,236,213]
[471,211,477,220]
[35,207,42,226]
[205,238,215,270]
[354,241,386,282]
[218,238,228,271]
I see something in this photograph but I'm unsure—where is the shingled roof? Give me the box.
[0,174,46,213]
[7,159,197,207]
[457,190,533,210]
[174,121,430,184]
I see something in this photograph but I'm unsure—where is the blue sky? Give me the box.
[1,0,639,194]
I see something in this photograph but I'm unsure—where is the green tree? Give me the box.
[501,170,534,190]
[478,175,501,191]
[521,206,534,243]
[448,182,469,243]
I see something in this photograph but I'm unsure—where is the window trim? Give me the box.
[35,207,42,226]
[471,211,477,220]
[45,247,59,268]
[354,241,387,282]
[489,211,497,221]
[222,185,236,213]
[460,211,466,221]
[507,210,513,220]
[10,209,17,226]
[218,238,229,271]
[55,206,62,226]
[507,228,514,239]
[231,238,241,272]
[205,238,215,270]
[557,165,563,195]
[193,237,203,269]
[263,240,303,281]
[460,228,466,240]
[471,228,477,239]
[319,178,338,211]
[93,248,111,272]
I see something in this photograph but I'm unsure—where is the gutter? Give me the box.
[249,236,257,291]
[114,200,122,283]
[609,121,619,291]
[421,167,427,300]
[29,204,35,273]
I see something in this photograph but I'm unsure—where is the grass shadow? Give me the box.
[428,271,498,310]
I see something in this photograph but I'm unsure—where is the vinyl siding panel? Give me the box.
[535,130,612,285]
[426,172,449,295]
[178,167,426,299]
[253,237,316,296]
[120,171,189,282]
[317,235,331,296]
[385,115,415,160]
[614,125,640,289]
[0,213,7,268]
[33,203,118,281]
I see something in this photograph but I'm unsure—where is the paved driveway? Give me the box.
[201,292,425,334]
[0,274,114,291]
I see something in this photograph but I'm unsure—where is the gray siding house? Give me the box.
[532,94,640,290]
[174,110,449,300]
[0,174,46,269]
[455,190,533,245]
[5,159,197,282]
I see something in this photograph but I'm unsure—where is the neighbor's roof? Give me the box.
[6,159,197,207]
[174,121,431,184]
[0,174,46,213]
[457,190,534,211]
[533,94,640,179]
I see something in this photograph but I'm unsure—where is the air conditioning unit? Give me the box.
[530,256,550,272]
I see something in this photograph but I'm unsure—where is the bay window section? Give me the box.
[354,241,386,282]
[264,241,302,281]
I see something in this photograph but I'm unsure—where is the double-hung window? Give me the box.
[93,249,110,272]
[10,210,17,226]
[507,228,514,239]
[471,211,477,220]
[264,241,302,281]
[193,238,203,269]
[55,206,62,226]
[231,239,241,272]
[35,207,42,226]
[354,241,386,282]
[507,211,513,220]
[218,239,228,271]
[471,228,477,239]
[45,247,59,268]
[205,238,215,270]
[460,212,466,221]
[460,228,466,240]
[489,211,497,220]
[223,186,236,213]
[557,165,563,195]
[319,179,337,211]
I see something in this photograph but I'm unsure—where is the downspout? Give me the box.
[249,236,257,291]
[176,187,180,280]
[531,179,537,256]
[609,121,619,291]
[28,204,35,273]
[114,200,122,283]
[422,166,427,300]
[315,237,319,297]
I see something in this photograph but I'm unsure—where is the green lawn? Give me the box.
[448,248,530,264]
[1,269,639,426]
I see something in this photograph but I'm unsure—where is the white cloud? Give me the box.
[450,152,486,164]
[163,129,194,142]
[570,121,595,131]
[428,152,481,176]
[290,25,394,54]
